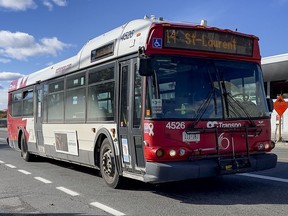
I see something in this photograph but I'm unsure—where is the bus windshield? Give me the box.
[145,55,269,120]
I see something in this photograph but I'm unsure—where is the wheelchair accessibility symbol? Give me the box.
[152,38,162,48]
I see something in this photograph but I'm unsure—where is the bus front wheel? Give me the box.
[20,134,32,162]
[100,138,121,188]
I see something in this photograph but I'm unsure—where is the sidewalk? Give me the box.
[275,141,288,148]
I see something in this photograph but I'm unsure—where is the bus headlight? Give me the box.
[169,149,176,157]
[255,142,272,151]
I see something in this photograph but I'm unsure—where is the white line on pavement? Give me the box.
[18,169,31,175]
[34,177,52,184]
[5,164,16,168]
[239,173,288,183]
[278,157,288,162]
[90,202,125,216]
[56,186,79,196]
[0,160,4,163]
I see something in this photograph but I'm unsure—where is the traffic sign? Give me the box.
[274,95,288,116]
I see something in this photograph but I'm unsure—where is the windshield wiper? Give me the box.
[189,89,214,129]
[189,65,219,129]
[220,81,230,117]
[219,77,256,127]
[208,68,218,117]
[226,93,256,127]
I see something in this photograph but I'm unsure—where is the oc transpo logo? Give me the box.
[207,121,242,128]
[218,133,230,150]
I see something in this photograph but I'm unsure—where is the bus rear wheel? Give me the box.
[100,138,121,188]
[20,134,32,162]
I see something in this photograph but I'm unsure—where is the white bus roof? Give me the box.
[9,16,258,91]
[10,18,155,91]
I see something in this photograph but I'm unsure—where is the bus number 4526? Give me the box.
[166,122,185,130]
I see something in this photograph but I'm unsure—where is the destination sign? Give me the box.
[91,42,114,62]
[163,28,253,56]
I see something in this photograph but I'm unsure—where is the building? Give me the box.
[262,53,288,141]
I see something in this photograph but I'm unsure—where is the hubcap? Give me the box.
[102,149,114,176]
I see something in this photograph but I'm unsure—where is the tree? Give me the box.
[0,110,7,118]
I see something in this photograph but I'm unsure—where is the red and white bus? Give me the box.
[7,16,277,188]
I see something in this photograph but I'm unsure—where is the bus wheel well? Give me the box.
[94,134,107,168]
[18,130,23,150]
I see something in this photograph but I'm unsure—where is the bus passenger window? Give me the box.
[47,92,64,122]
[133,64,142,128]
[11,92,22,116]
[47,79,64,122]
[65,88,85,121]
[89,67,114,84]
[87,83,114,121]
[67,73,85,89]
[120,65,128,126]
[23,90,34,116]
[88,65,115,121]
[43,84,48,123]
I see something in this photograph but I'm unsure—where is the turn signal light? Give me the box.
[156,148,164,158]
[179,148,186,156]
[258,143,264,151]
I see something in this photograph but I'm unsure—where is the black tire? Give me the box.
[100,138,121,188]
[20,133,32,162]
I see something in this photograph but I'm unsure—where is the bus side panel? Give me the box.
[7,115,26,150]
[40,123,118,167]
[25,118,37,152]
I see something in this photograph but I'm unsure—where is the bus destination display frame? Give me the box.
[163,28,254,56]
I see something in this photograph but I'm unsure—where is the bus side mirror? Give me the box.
[138,57,153,76]
[266,98,274,112]
[138,58,153,76]
[138,46,153,76]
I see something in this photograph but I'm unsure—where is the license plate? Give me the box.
[225,165,233,170]
[182,132,200,142]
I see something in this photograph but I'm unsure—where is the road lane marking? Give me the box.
[5,164,16,168]
[18,169,31,175]
[56,186,79,196]
[239,173,288,183]
[278,157,288,162]
[90,202,125,216]
[34,177,52,184]
[0,160,4,163]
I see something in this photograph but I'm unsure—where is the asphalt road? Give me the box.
[1,128,288,216]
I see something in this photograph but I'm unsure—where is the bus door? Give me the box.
[119,59,145,174]
[35,84,45,154]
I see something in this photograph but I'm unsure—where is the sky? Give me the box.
[0,0,287,110]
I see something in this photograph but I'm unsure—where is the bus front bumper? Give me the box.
[144,153,277,183]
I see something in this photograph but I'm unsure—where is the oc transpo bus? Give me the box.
[7,16,277,188]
